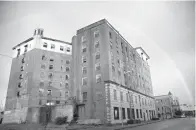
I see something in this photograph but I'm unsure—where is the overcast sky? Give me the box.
[0,1,195,107]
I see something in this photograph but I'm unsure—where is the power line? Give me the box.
[0,54,13,59]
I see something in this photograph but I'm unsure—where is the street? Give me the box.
[124,118,195,130]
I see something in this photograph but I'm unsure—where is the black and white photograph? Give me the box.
[0,1,195,130]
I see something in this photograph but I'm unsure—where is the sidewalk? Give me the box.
[67,120,162,130]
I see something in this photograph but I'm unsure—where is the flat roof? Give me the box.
[12,36,71,50]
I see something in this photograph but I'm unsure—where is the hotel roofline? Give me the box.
[12,36,71,50]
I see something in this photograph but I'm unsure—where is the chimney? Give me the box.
[33,28,44,37]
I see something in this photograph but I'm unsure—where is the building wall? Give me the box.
[73,19,155,124]
[4,30,72,123]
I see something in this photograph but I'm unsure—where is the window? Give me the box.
[40,82,44,87]
[127,108,130,119]
[61,66,63,71]
[56,100,60,104]
[48,73,53,79]
[65,75,69,80]
[122,108,126,119]
[17,91,20,97]
[43,43,47,48]
[41,64,46,69]
[126,93,129,102]
[114,107,119,120]
[82,56,87,63]
[24,45,28,52]
[82,77,87,86]
[132,109,135,119]
[95,41,100,50]
[135,96,137,104]
[83,92,87,102]
[17,49,20,57]
[94,30,99,38]
[42,55,47,61]
[82,45,87,53]
[50,58,54,62]
[19,74,23,79]
[81,36,86,43]
[140,109,142,118]
[117,50,119,55]
[95,52,100,60]
[109,32,112,39]
[22,58,25,63]
[49,65,53,70]
[95,63,101,71]
[51,44,55,49]
[120,92,123,101]
[67,47,70,52]
[47,90,52,95]
[136,109,139,118]
[66,60,70,64]
[18,82,22,88]
[112,63,115,72]
[82,67,87,75]
[117,59,120,66]
[96,74,101,83]
[60,46,64,51]
[113,89,117,100]
[65,82,69,88]
[66,67,70,72]
[110,41,112,49]
[21,66,24,71]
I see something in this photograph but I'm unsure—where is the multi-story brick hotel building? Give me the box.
[4,19,156,124]
[73,19,156,124]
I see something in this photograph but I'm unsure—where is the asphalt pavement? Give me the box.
[124,117,195,130]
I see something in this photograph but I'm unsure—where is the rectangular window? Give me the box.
[132,109,135,119]
[66,67,70,72]
[56,100,60,104]
[127,108,130,119]
[42,55,46,60]
[65,75,69,80]
[24,45,28,52]
[22,58,25,63]
[43,43,47,48]
[83,92,87,102]
[114,107,119,120]
[113,89,117,100]
[65,82,69,88]
[82,67,87,75]
[51,44,55,49]
[94,30,99,38]
[109,32,112,39]
[82,77,87,86]
[120,92,123,101]
[19,74,23,79]
[135,96,137,104]
[60,46,64,51]
[95,52,100,60]
[18,82,22,88]
[21,66,24,71]
[81,36,87,43]
[136,109,139,118]
[47,90,52,95]
[95,63,101,71]
[49,65,53,70]
[17,49,20,57]
[82,56,87,63]
[82,47,87,53]
[50,58,54,62]
[41,64,46,69]
[96,74,101,83]
[122,108,126,119]
[126,93,129,102]
[66,60,70,64]
[67,47,70,52]
[95,41,100,50]
[140,109,142,118]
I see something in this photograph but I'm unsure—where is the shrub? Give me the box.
[55,116,68,125]
[151,117,159,120]
[127,119,134,124]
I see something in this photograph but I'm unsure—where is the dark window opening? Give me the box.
[48,73,53,79]
[17,91,20,97]
[24,45,28,52]
[51,44,55,49]
[109,32,112,39]
[114,107,119,120]
[18,83,22,88]
[132,109,135,119]
[136,109,139,118]
[43,43,47,48]
[17,49,20,57]
[56,100,60,104]
[67,47,70,52]
[49,65,53,70]
[66,60,70,64]
[127,108,130,119]
[66,67,70,72]
[22,58,25,63]
[122,108,126,119]
[83,92,87,102]
[140,109,142,118]
[60,46,64,51]
[65,75,69,80]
